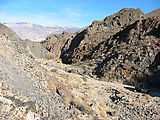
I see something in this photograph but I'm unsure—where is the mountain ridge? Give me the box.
[41,8,160,90]
[145,8,160,18]
[4,22,83,41]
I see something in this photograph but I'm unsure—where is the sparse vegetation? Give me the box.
[47,53,54,59]
[132,54,139,62]
[50,68,57,72]
[130,72,150,93]
[82,77,87,82]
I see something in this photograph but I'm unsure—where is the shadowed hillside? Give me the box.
[42,8,160,90]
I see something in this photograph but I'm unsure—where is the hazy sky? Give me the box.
[0,0,159,27]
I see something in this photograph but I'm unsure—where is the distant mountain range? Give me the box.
[4,22,84,41]
[3,8,159,42]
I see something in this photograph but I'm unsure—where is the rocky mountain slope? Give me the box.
[146,8,160,18]
[41,8,160,90]
[60,8,144,64]
[4,22,81,42]
[43,8,144,61]
[0,8,160,120]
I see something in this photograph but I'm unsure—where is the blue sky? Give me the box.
[0,0,159,27]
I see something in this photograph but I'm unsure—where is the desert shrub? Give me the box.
[82,77,87,82]
[132,54,139,62]
[47,53,54,59]
[50,68,57,72]
[130,72,150,90]
[130,75,138,86]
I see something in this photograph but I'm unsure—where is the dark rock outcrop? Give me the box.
[60,8,144,64]
[88,17,160,89]
[41,8,144,63]
[41,8,160,90]
[40,32,77,60]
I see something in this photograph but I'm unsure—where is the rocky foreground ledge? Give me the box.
[0,8,160,120]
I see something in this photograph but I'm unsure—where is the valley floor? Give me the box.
[0,52,160,119]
